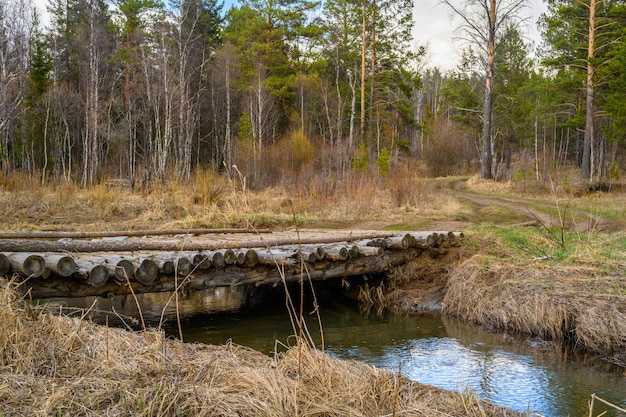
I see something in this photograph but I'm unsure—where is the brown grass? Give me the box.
[442,256,626,355]
[0,279,523,417]
[0,166,457,232]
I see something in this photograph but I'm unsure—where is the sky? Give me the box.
[33,0,548,72]
[413,0,548,71]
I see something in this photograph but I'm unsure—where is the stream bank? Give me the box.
[384,250,626,368]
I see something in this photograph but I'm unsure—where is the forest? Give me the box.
[1,0,625,189]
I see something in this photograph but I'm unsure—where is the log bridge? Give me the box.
[0,229,463,299]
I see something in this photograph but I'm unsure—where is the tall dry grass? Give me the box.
[0,162,455,232]
[0,278,523,416]
[442,257,626,355]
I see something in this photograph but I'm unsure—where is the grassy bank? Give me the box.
[0,281,521,416]
[443,255,626,362]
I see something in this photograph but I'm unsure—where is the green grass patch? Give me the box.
[468,224,626,274]
[467,223,626,264]
[381,222,428,231]
[474,205,528,224]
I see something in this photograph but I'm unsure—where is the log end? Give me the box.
[24,255,46,278]
[55,256,78,277]
[176,257,192,276]
[89,265,109,287]
[135,259,159,284]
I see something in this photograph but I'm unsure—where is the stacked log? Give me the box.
[0,231,463,297]
[5,253,46,278]
[134,259,159,284]
[43,254,77,277]
[74,259,109,287]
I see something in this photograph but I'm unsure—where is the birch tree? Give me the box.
[442,0,526,179]
[0,0,33,172]
[111,0,162,183]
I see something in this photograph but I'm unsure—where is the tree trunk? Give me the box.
[360,0,367,143]
[480,0,497,180]
[582,0,596,181]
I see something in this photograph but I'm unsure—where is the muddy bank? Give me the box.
[386,254,626,366]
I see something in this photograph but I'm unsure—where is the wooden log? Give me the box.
[294,246,325,263]
[323,246,349,261]
[234,251,245,265]
[134,259,159,284]
[354,245,384,256]
[0,232,397,253]
[149,256,175,275]
[386,235,410,250]
[5,253,46,277]
[0,228,271,239]
[255,249,296,266]
[174,256,193,276]
[312,246,326,260]
[239,249,258,267]
[43,254,77,277]
[302,245,325,261]
[210,251,225,268]
[74,259,109,287]
[348,245,360,258]
[192,253,212,269]
[296,249,317,263]
[115,259,135,279]
[0,253,12,276]
[217,249,237,265]
[365,238,389,248]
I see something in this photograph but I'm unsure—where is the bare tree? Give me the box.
[442,0,526,179]
[81,0,111,186]
[0,0,33,172]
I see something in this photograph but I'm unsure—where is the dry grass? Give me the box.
[442,257,626,355]
[0,279,523,417]
[0,166,457,232]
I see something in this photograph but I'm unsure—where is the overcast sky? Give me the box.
[33,0,547,72]
[414,0,547,71]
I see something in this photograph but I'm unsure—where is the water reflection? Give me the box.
[167,298,626,417]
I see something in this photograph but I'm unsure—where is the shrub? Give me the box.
[375,147,390,177]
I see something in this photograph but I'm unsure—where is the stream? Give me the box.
[49,286,626,416]
[163,293,626,417]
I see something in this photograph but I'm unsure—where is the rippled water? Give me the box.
[168,297,626,417]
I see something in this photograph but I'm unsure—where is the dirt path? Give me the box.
[449,178,557,226]
[442,178,615,232]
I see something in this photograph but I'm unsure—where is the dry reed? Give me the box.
[442,257,626,354]
[0,278,523,416]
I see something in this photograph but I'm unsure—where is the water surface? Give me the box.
[168,298,626,417]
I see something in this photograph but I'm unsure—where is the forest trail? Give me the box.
[441,177,616,233]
